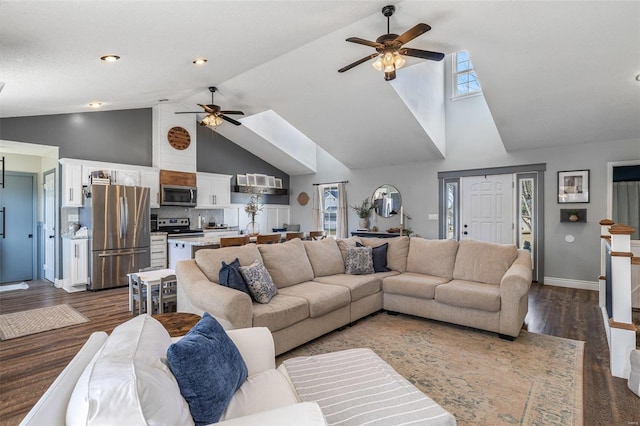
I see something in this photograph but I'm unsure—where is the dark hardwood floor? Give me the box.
[0,281,638,425]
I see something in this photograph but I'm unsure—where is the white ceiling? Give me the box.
[1,1,639,173]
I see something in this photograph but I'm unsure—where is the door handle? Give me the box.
[49,235,55,239]
[0,207,5,239]
[98,249,148,257]
[28,234,33,238]
[463,231,468,235]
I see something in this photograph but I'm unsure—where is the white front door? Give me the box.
[461,174,514,244]
[43,172,56,283]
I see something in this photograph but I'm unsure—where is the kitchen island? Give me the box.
[168,230,238,269]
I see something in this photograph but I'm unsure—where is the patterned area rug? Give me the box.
[0,304,89,340]
[278,313,584,426]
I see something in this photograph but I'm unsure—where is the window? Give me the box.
[321,184,338,237]
[453,50,481,98]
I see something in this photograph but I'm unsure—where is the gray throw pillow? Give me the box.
[345,245,374,275]
[356,241,390,272]
[239,260,278,303]
[283,223,300,232]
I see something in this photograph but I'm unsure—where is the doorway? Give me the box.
[438,163,545,282]
[0,172,37,283]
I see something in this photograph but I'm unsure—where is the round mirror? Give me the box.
[372,184,402,218]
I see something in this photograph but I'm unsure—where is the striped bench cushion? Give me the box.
[283,348,456,425]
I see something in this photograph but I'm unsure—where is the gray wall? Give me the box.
[0,109,152,165]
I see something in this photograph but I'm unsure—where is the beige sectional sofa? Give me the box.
[177,236,532,355]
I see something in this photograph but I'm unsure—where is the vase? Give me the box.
[245,221,261,236]
[358,218,369,230]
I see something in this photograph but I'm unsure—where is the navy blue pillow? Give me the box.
[167,313,248,425]
[219,258,252,297]
[272,227,286,232]
[357,242,390,272]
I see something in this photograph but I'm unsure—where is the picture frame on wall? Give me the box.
[254,174,268,187]
[246,174,256,186]
[237,174,247,186]
[267,176,276,188]
[274,178,282,189]
[557,170,589,203]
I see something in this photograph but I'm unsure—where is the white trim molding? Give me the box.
[543,276,598,291]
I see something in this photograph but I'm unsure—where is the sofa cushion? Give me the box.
[239,260,278,304]
[452,239,518,285]
[358,236,410,272]
[435,280,501,312]
[406,238,459,279]
[252,294,309,332]
[356,242,390,272]
[219,258,252,297]
[258,238,315,288]
[278,282,350,318]
[303,238,345,277]
[167,313,248,425]
[345,245,374,275]
[382,272,450,300]
[336,236,362,263]
[195,244,263,284]
[221,369,299,421]
[66,315,193,426]
[314,272,390,301]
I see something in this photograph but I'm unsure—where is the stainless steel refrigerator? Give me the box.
[80,185,150,290]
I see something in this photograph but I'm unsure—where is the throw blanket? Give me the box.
[283,348,456,425]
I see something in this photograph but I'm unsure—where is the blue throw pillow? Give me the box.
[357,242,390,272]
[219,258,252,298]
[272,227,286,232]
[167,313,248,425]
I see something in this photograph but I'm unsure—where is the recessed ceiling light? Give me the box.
[193,58,207,65]
[158,98,169,102]
[636,73,640,82]
[88,102,102,108]
[100,55,120,62]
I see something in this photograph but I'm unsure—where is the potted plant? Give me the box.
[351,198,374,229]
[244,191,264,235]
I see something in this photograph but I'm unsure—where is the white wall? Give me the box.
[289,56,640,283]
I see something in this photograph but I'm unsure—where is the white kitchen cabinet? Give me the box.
[265,205,290,232]
[60,160,83,207]
[140,168,160,208]
[62,238,88,292]
[111,168,140,186]
[168,241,193,270]
[150,233,167,268]
[196,173,232,208]
[82,163,140,186]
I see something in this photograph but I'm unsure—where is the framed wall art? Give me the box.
[558,170,589,203]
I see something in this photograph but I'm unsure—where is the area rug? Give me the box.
[0,304,89,340]
[278,313,584,426]
[0,282,29,293]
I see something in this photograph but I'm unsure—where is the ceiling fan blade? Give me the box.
[400,48,445,61]
[384,69,396,81]
[338,53,380,73]
[175,112,201,114]
[198,103,214,113]
[220,115,242,126]
[220,110,245,115]
[345,37,384,49]
[395,23,431,45]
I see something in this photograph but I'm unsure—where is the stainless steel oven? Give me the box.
[160,185,197,207]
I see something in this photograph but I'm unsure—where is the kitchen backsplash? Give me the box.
[152,207,224,228]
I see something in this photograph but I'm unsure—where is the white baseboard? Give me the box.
[543,276,598,291]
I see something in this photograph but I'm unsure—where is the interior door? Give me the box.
[461,174,514,244]
[0,173,35,283]
[43,171,56,282]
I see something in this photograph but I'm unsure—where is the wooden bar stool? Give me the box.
[219,235,250,247]
[256,234,281,244]
[285,232,304,241]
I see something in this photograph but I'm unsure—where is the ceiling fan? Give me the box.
[338,5,444,81]
[175,87,244,127]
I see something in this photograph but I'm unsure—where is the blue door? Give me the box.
[0,173,35,283]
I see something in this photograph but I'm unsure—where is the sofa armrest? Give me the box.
[216,402,326,426]
[227,327,276,376]
[499,250,533,336]
[177,259,253,329]
[20,332,109,426]
[499,250,532,299]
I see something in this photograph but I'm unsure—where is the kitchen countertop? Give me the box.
[167,235,220,246]
[150,231,168,236]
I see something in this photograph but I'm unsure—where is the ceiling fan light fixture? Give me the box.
[192,58,208,65]
[88,102,102,108]
[100,55,120,62]
[201,114,223,127]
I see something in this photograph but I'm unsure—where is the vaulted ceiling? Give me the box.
[1,1,638,173]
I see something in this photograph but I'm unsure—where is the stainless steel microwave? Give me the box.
[160,185,197,207]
